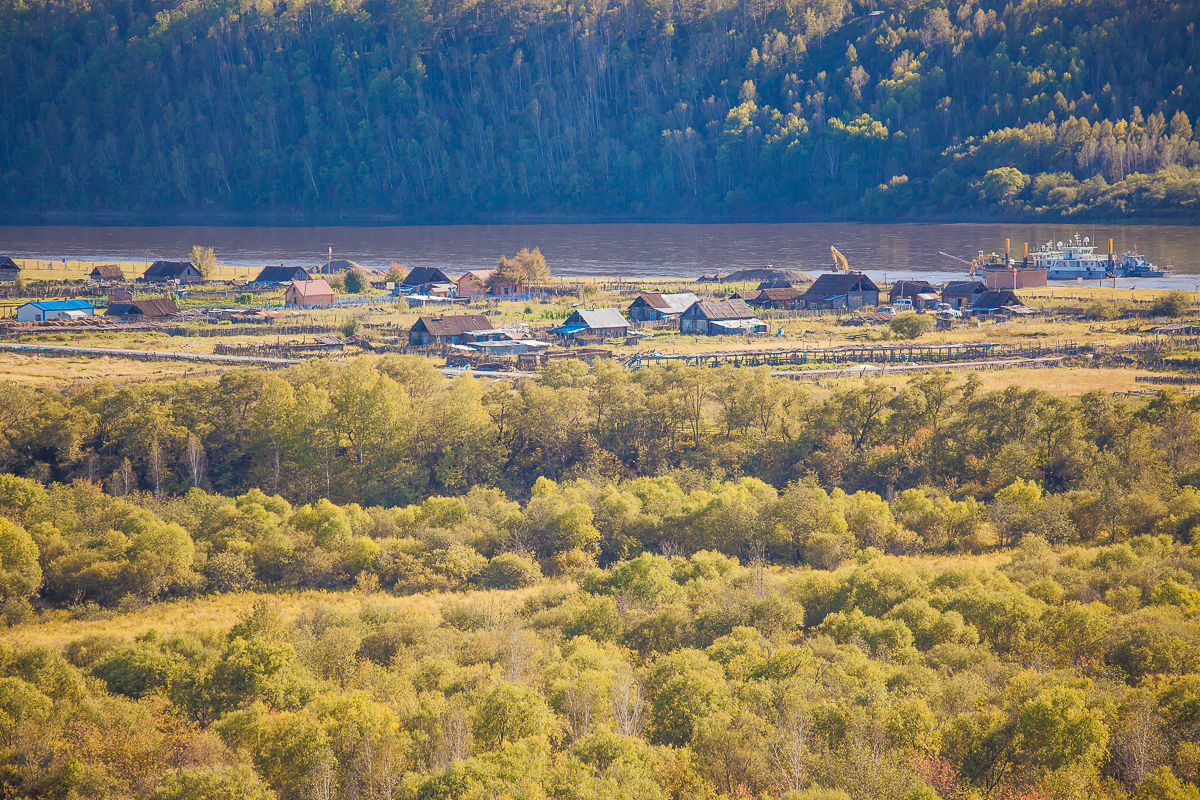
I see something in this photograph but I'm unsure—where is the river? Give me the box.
[3,222,1200,287]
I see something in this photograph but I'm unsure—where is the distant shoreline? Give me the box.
[3,208,1200,228]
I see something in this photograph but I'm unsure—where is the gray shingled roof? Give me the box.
[689,299,758,319]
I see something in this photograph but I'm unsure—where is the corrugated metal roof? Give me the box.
[570,308,630,329]
[21,299,96,311]
[636,292,698,314]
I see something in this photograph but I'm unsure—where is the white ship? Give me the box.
[1027,235,1110,280]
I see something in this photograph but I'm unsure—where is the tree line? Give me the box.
[3,357,1199,509]
[1,0,1198,219]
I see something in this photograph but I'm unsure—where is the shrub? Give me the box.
[483,552,543,589]
[1150,290,1192,318]
[889,312,934,339]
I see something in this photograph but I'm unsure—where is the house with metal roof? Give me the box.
[627,292,699,322]
[141,261,202,283]
[253,265,312,284]
[104,298,180,319]
[798,273,881,309]
[679,299,766,335]
[552,308,631,340]
[409,314,494,345]
[15,299,97,322]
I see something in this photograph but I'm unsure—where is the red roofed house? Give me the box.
[285,279,335,307]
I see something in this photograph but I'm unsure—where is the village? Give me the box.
[0,252,1196,391]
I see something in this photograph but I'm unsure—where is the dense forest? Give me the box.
[3,362,1200,797]
[3,357,1200,507]
[2,0,1199,220]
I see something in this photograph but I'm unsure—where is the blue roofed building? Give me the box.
[15,299,97,323]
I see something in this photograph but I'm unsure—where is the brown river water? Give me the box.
[3,222,1200,287]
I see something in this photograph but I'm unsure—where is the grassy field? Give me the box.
[13,258,269,283]
[0,584,544,651]
[0,353,224,385]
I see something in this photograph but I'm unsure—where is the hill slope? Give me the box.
[1,0,1198,220]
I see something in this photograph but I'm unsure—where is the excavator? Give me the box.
[830,245,851,273]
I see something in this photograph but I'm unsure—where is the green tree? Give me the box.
[189,245,217,279]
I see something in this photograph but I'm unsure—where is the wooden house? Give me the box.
[284,279,335,307]
[742,287,802,310]
[141,261,202,283]
[552,308,631,340]
[679,299,766,335]
[253,265,312,284]
[940,281,987,310]
[0,257,21,282]
[401,266,453,293]
[968,290,1029,316]
[799,273,881,309]
[409,313,493,346]
[626,292,699,322]
[89,264,125,282]
[456,269,516,299]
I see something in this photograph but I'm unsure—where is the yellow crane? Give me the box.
[830,245,850,273]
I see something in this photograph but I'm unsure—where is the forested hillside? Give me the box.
[2,0,1199,220]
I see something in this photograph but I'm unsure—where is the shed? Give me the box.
[626,292,699,322]
[285,279,335,307]
[16,299,97,322]
[940,281,987,310]
[253,265,312,284]
[89,264,126,282]
[141,261,202,283]
[0,257,20,282]
[679,299,766,335]
[104,298,179,319]
[799,273,881,309]
[552,308,631,340]
[409,313,494,346]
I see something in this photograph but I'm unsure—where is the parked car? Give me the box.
[935,302,962,318]
[879,306,898,317]
[892,298,913,311]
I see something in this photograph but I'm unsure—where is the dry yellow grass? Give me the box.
[13,258,271,283]
[1,585,545,651]
[0,353,218,386]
